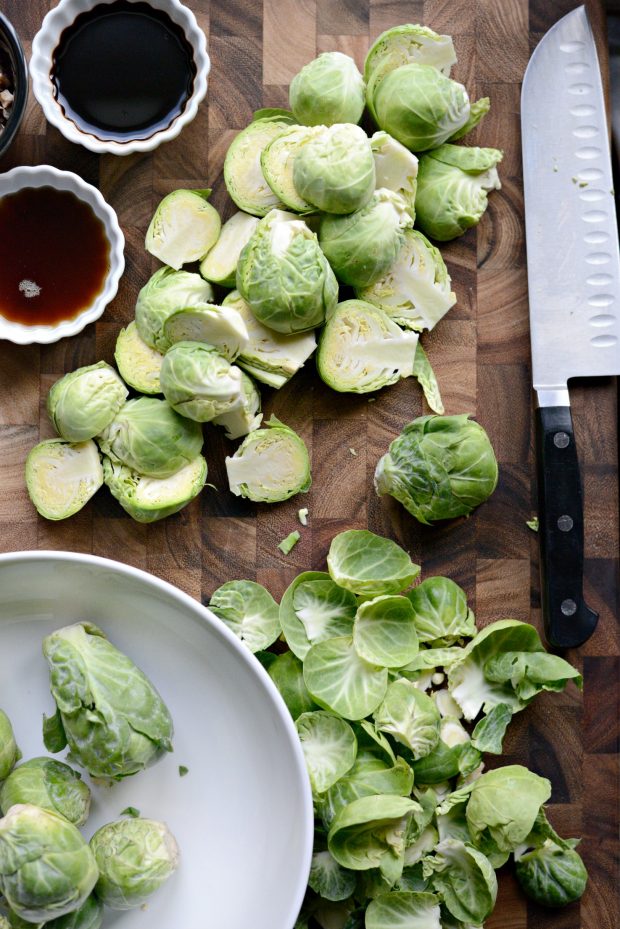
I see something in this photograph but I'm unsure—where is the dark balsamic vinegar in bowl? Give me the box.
[51,1,196,142]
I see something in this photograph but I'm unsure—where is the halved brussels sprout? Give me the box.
[26,440,103,521]
[317,299,418,394]
[0,711,19,781]
[98,397,203,478]
[224,118,291,216]
[370,131,418,220]
[261,125,322,212]
[211,371,262,440]
[223,290,317,388]
[293,124,376,214]
[0,758,91,825]
[199,211,260,286]
[135,266,214,352]
[290,52,365,127]
[115,322,164,395]
[47,363,128,443]
[160,341,243,423]
[415,144,503,241]
[364,24,457,85]
[225,415,311,502]
[319,189,412,287]
[356,228,456,331]
[163,302,249,361]
[103,454,207,523]
[237,209,338,334]
[145,189,221,270]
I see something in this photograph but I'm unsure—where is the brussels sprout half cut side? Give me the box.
[224,118,291,216]
[163,302,249,362]
[364,24,457,85]
[145,189,221,270]
[26,440,103,521]
[103,455,208,523]
[199,211,260,287]
[47,363,128,443]
[115,322,164,395]
[261,125,322,212]
[226,416,311,503]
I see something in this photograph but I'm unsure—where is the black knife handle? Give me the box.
[535,405,598,649]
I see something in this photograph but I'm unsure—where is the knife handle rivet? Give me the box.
[554,431,570,448]
[561,598,578,616]
[558,514,574,531]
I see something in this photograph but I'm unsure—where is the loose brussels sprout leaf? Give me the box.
[466,765,551,853]
[319,189,412,288]
[296,711,358,795]
[290,53,365,127]
[374,414,499,525]
[400,646,463,674]
[226,415,311,502]
[252,108,297,123]
[293,124,376,214]
[98,396,203,478]
[403,826,440,867]
[103,454,207,523]
[449,96,491,142]
[199,211,260,286]
[43,622,173,779]
[370,131,418,220]
[163,302,249,361]
[223,290,317,388]
[365,890,441,929]
[261,125,322,211]
[0,805,98,923]
[317,753,414,830]
[211,370,262,440]
[356,229,456,332]
[327,794,420,872]
[26,439,103,521]
[373,680,440,759]
[160,341,243,423]
[415,145,503,241]
[0,711,19,781]
[357,720,397,765]
[303,636,388,721]
[371,63,470,153]
[0,758,90,825]
[115,321,163,395]
[411,739,464,785]
[90,818,178,909]
[145,189,221,269]
[209,579,280,653]
[353,595,419,668]
[483,651,582,702]
[405,577,475,645]
[47,363,128,443]
[364,24,457,86]
[135,266,214,352]
[327,529,420,597]
[422,839,497,925]
[267,651,317,719]
[309,850,357,902]
[470,704,513,755]
[237,209,338,334]
[224,118,291,215]
[280,571,338,659]
[278,530,300,555]
[515,839,588,908]
[293,578,357,646]
[412,343,443,414]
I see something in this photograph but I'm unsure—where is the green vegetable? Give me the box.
[261,125,322,212]
[267,651,316,720]
[375,414,498,525]
[47,363,128,443]
[293,123,376,215]
[0,758,90,825]
[178,766,189,777]
[364,24,457,87]
[0,711,19,781]
[318,751,414,829]
[224,117,291,216]
[163,302,249,362]
[211,370,263,440]
[209,580,281,653]
[5,899,104,929]
[42,622,173,779]
[135,266,214,352]
[296,711,357,795]
[373,680,440,759]
[308,850,357,902]
[279,572,357,659]
[90,818,179,909]
[515,840,587,907]
[466,765,551,853]
[26,440,103,521]
[353,596,419,668]
[0,805,98,923]
[412,343,444,414]
[121,807,140,818]
[415,144,503,241]
[327,794,420,875]
[304,637,388,721]
[225,416,311,503]
[327,529,420,597]
[145,189,221,269]
[103,454,207,523]
[526,516,539,532]
[279,530,301,555]
[470,703,513,754]
[405,576,475,646]
[199,210,260,286]
[160,341,243,423]
[290,53,365,127]
[115,322,163,395]
[370,131,418,220]
[484,650,582,702]
[422,838,497,924]
[366,890,441,929]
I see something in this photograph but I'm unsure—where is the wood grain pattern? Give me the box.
[0,1,618,926]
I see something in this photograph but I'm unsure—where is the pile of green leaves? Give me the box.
[209,528,588,926]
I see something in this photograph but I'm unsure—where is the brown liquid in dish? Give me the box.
[51,1,196,142]
[0,187,109,326]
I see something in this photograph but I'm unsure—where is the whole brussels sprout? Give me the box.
[515,839,588,907]
[237,210,338,334]
[47,363,128,443]
[375,414,498,524]
[0,711,19,781]
[0,805,98,923]
[5,894,103,929]
[289,53,365,127]
[160,341,243,423]
[90,819,179,909]
[98,397,203,479]
[224,117,292,216]
[135,266,214,352]
[0,758,90,826]
[42,622,173,780]
[293,124,376,214]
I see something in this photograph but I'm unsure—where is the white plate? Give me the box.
[0,552,313,929]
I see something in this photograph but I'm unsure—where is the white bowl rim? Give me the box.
[0,548,314,928]
[30,0,210,156]
[0,164,125,345]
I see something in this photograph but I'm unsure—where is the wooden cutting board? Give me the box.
[0,1,618,926]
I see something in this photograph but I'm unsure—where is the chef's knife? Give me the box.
[522,5,620,648]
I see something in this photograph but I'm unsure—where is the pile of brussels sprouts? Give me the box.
[0,624,179,929]
[208,528,589,926]
[23,22,503,526]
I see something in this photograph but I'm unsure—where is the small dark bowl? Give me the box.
[0,13,28,160]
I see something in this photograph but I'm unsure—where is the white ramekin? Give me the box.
[0,165,125,345]
[30,0,210,156]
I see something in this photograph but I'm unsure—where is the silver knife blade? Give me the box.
[522,4,620,407]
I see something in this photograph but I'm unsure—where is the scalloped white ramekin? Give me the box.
[0,165,125,345]
[30,0,210,156]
